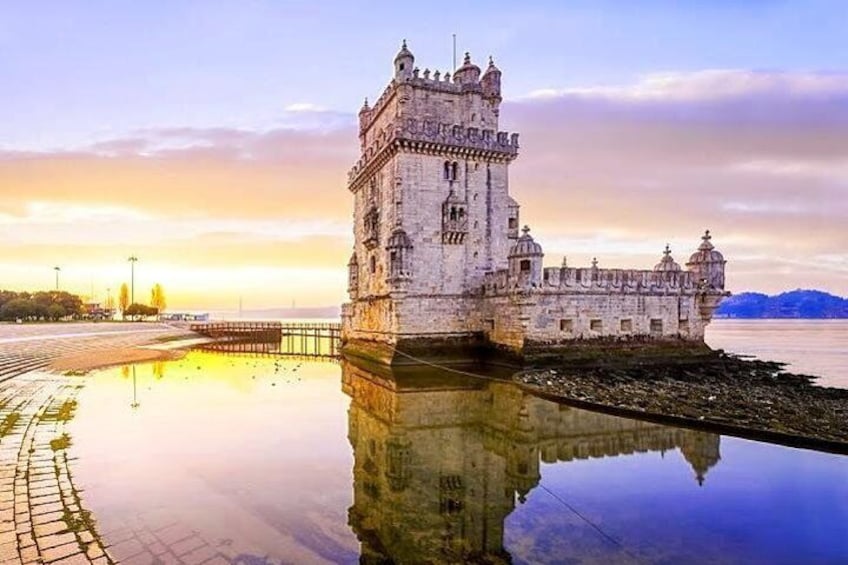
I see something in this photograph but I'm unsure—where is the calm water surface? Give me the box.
[66,324,848,564]
[707,319,848,388]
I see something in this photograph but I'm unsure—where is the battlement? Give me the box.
[482,266,700,296]
[347,116,519,188]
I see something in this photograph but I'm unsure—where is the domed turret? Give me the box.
[453,52,481,85]
[394,39,414,80]
[509,226,544,288]
[654,244,682,272]
[680,432,721,486]
[481,56,502,101]
[686,230,726,290]
[508,226,543,258]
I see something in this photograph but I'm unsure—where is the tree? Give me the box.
[46,304,66,321]
[0,298,34,321]
[150,283,166,314]
[125,303,158,320]
[119,283,129,319]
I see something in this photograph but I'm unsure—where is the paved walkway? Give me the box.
[0,324,189,384]
[0,323,202,564]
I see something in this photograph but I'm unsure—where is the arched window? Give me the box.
[370,256,376,274]
[451,162,458,181]
[443,161,451,180]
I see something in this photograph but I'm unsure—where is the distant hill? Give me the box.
[716,290,848,319]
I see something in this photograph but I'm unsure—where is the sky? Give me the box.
[1,0,846,309]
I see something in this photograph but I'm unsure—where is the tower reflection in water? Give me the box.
[341,359,721,563]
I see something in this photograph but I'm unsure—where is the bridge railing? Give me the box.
[190,321,341,358]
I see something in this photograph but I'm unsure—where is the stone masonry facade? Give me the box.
[341,41,728,364]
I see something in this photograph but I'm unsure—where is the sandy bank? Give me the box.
[50,347,188,372]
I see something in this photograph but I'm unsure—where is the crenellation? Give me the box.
[342,42,729,365]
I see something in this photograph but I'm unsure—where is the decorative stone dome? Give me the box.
[654,244,682,272]
[453,52,481,84]
[394,39,414,63]
[394,40,414,79]
[687,230,725,265]
[387,228,412,249]
[508,226,543,257]
[482,55,500,77]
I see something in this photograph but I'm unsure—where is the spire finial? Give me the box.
[664,243,671,256]
[591,257,598,268]
[488,55,494,65]
[521,225,530,236]
[464,51,471,65]
[402,39,407,49]
[703,229,711,241]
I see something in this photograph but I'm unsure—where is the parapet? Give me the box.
[482,266,699,296]
[348,117,519,188]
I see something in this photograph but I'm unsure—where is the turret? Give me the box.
[654,244,682,273]
[686,230,726,290]
[358,98,371,137]
[481,56,502,102]
[508,226,544,289]
[394,40,414,80]
[453,52,481,85]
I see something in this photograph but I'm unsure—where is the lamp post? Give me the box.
[128,256,138,305]
[53,266,60,290]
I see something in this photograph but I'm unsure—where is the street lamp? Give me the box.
[128,256,138,305]
[53,266,61,290]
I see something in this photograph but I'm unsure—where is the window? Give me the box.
[520,259,531,272]
[508,217,518,230]
[370,256,376,274]
[650,319,663,334]
[560,319,573,332]
[620,319,632,332]
[444,161,459,182]
[590,319,602,332]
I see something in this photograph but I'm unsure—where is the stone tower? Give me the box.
[343,41,521,364]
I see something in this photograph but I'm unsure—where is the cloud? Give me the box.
[0,69,846,301]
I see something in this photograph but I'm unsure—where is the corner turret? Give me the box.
[686,230,726,290]
[394,40,414,80]
[481,56,502,102]
[358,98,371,137]
[508,226,544,288]
[453,52,481,85]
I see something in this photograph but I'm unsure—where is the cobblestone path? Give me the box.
[1,372,110,564]
[0,323,230,564]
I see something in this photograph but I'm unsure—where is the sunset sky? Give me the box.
[2,1,846,309]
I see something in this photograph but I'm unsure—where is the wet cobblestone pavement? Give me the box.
[0,323,224,564]
[0,371,109,564]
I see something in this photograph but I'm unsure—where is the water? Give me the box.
[707,319,848,388]
[65,322,848,564]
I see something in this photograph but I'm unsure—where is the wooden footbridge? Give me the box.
[189,321,341,359]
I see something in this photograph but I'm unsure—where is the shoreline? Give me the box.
[49,346,188,373]
[516,353,848,454]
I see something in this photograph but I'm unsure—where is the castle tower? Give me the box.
[342,41,520,364]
